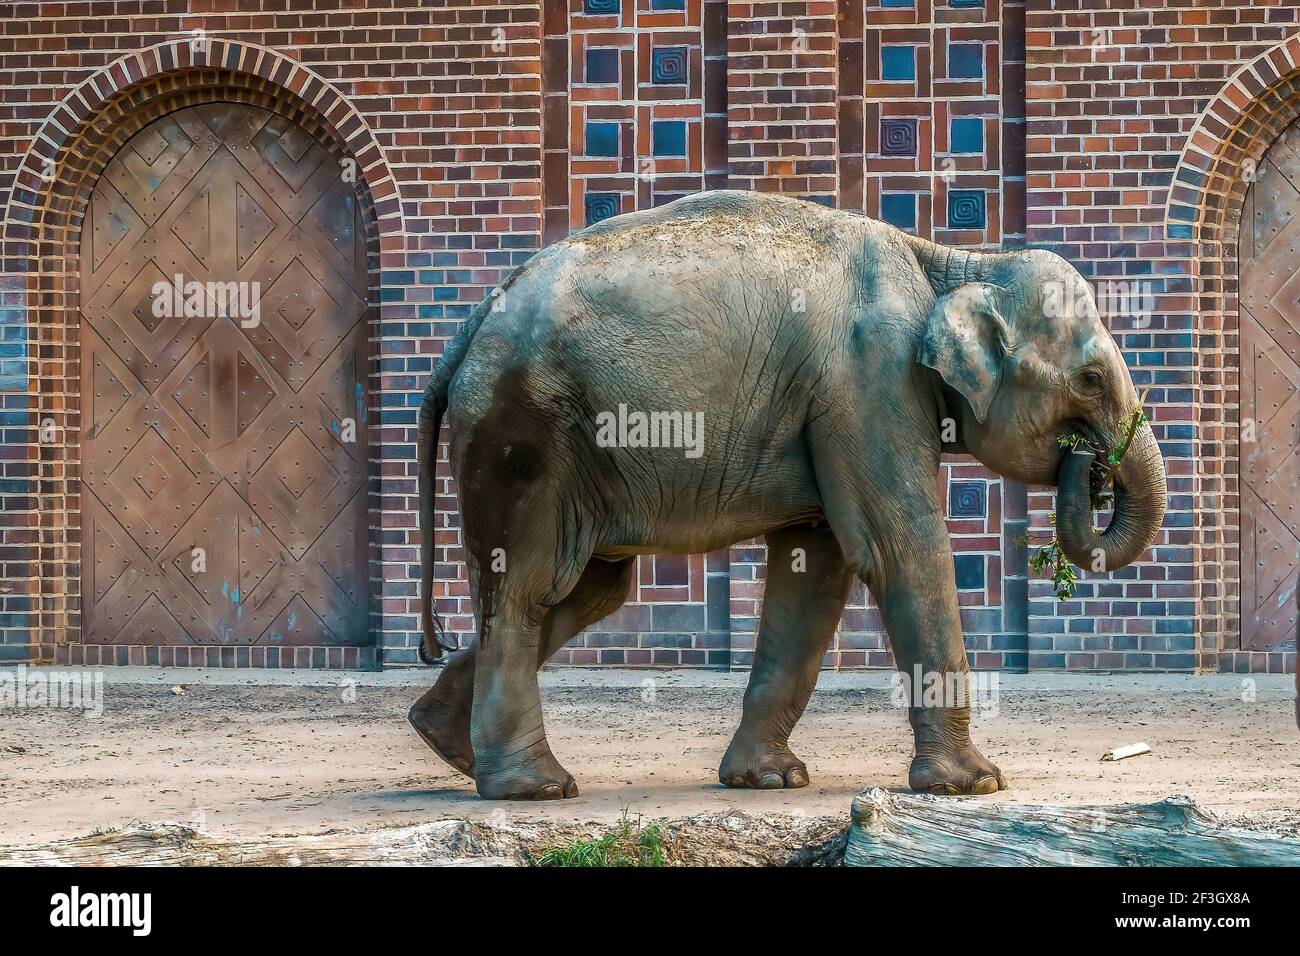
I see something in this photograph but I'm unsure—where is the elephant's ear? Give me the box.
[916,282,1011,424]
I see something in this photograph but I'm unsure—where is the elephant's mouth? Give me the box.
[1052,419,1167,573]
[1051,419,1112,504]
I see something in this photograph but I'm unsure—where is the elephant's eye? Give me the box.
[1078,369,1105,393]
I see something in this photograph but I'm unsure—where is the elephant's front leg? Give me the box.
[877,538,1007,795]
[721,523,854,789]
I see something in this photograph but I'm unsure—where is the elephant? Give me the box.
[407,190,1167,801]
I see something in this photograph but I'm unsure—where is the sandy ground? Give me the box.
[1,667,1297,849]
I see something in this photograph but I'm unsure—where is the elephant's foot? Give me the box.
[908,744,1007,795]
[475,738,578,801]
[478,759,579,806]
[408,681,476,779]
[907,705,1007,795]
[719,733,810,789]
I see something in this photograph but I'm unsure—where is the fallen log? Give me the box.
[7,795,1294,867]
[845,788,1300,867]
[0,812,847,867]
[0,819,528,867]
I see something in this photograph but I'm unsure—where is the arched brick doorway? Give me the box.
[1239,130,1300,651]
[1165,34,1300,670]
[80,102,371,654]
[3,40,403,666]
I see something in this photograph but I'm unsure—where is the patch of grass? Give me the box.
[534,813,669,867]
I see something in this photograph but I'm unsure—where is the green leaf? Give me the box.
[1036,395,1153,601]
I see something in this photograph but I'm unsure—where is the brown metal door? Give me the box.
[79,103,371,653]
[1239,126,1300,651]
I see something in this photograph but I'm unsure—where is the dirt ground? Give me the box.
[1,667,1297,853]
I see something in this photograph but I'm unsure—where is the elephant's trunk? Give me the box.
[1055,422,1166,573]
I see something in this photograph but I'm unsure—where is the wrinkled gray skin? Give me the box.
[409,191,1167,800]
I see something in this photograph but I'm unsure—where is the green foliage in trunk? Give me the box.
[1021,396,1149,600]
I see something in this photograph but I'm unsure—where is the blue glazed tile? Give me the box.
[881,192,917,230]
[652,119,687,156]
[585,121,620,157]
[585,48,619,84]
[947,189,985,229]
[949,480,987,518]
[948,43,983,79]
[881,46,915,81]
[880,118,917,157]
[583,0,619,14]
[584,192,621,226]
[954,554,985,591]
[950,117,983,154]
[652,46,688,84]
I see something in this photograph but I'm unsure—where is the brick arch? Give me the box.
[5,39,403,663]
[1165,33,1300,240]
[1163,32,1300,671]
[3,38,402,255]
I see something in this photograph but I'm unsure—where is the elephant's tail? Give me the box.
[417,279,508,663]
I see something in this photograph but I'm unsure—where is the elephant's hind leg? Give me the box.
[721,523,853,789]
[410,557,635,780]
[465,522,619,799]
[409,648,477,777]
[470,600,576,799]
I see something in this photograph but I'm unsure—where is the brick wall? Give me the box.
[1023,0,1299,673]
[728,0,838,200]
[0,0,1294,673]
[0,2,546,667]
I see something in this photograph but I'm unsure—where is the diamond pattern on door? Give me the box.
[157,482,288,645]
[80,103,371,654]
[99,110,220,227]
[81,488,208,645]
[1239,134,1300,651]
[243,235,365,391]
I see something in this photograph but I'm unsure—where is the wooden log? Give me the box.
[0,821,529,867]
[0,813,848,867]
[845,788,1300,867]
